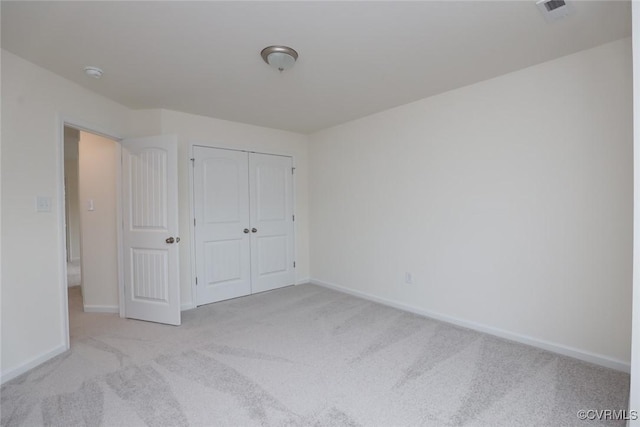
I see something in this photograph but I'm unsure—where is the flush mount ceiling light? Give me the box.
[84,66,103,79]
[260,46,298,72]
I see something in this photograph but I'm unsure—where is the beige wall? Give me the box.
[309,38,633,368]
[64,157,81,262]
[64,127,81,263]
[78,131,119,311]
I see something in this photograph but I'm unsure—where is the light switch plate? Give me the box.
[36,196,52,212]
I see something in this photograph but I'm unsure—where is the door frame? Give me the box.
[57,116,124,350]
[188,142,297,309]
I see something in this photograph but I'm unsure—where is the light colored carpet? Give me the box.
[1,284,630,426]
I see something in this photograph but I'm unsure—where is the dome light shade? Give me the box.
[261,46,298,72]
[84,66,103,79]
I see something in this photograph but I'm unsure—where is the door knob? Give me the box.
[243,228,250,234]
[251,228,258,233]
[175,237,180,243]
[166,237,175,244]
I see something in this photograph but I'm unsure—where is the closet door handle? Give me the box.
[243,228,250,234]
[251,228,258,233]
[165,237,175,244]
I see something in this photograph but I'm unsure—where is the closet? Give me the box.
[193,146,295,305]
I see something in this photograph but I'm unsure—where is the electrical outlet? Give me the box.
[36,196,52,212]
[404,272,413,284]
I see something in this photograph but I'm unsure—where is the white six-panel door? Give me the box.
[193,147,294,306]
[122,135,181,325]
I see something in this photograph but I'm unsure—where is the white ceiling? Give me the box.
[1,1,631,134]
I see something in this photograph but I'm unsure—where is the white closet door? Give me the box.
[194,147,251,305]
[122,135,180,325]
[249,153,295,293]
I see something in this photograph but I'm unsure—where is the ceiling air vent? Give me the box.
[536,0,572,22]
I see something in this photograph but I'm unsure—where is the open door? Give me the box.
[122,135,180,325]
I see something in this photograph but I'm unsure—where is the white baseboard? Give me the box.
[296,277,310,285]
[310,278,630,373]
[181,302,195,311]
[1,344,67,384]
[83,305,119,313]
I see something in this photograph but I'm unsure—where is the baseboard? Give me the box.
[83,305,119,313]
[310,278,631,373]
[296,277,310,285]
[1,344,67,384]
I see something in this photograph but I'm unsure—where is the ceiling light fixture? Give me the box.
[84,66,103,79]
[260,46,298,72]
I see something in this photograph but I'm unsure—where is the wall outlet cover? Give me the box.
[36,196,52,212]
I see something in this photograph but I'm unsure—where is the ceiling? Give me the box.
[1,1,631,134]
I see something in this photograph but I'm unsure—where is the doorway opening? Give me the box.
[62,124,121,345]
[64,127,82,290]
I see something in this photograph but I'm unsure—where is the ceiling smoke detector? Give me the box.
[84,66,103,79]
[536,0,572,22]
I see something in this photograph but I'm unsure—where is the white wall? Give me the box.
[309,38,633,368]
[64,158,81,262]
[0,50,132,382]
[628,2,640,422]
[78,131,119,312]
[63,135,81,262]
[159,109,310,308]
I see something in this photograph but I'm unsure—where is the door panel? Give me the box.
[131,249,168,301]
[194,147,251,305]
[257,236,288,275]
[122,135,180,325]
[250,153,295,293]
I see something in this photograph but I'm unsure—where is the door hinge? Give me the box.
[293,261,296,268]
[195,276,198,285]
[194,218,196,227]
[292,214,295,221]
[291,167,295,175]
[190,158,195,165]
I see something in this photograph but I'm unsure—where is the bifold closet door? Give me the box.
[194,147,251,305]
[194,147,295,306]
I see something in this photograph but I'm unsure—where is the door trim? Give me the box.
[188,142,297,309]
[57,116,123,352]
